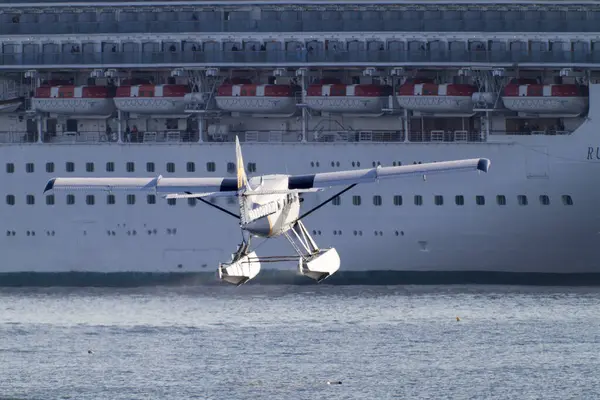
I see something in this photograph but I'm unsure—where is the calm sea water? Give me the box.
[1,285,599,399]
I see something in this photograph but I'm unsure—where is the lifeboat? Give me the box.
[113,84,190,114]
[396,82,477,114]
[215,84,298,116]
[304,82,393,115]
[501,83,588,116]
[32,85,115,115]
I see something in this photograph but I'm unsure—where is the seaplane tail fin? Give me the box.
[235,136,253,224]
[235,136,250,192]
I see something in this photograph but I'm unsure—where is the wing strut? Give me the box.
[295,184,356,222]
[187,192,240,219]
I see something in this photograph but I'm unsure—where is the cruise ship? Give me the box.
[1,0,600,285]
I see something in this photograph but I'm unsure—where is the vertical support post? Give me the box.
[300,70,307,143]
[37,116,43,143]
[117,110,123,143]
[403,108,409,142]
[197,117,204,143]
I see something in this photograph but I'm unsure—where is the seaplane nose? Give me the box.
[242,217,271,237]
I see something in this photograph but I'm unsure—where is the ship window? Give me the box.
[247,162,256,173]
[206,162,216,172]
[147,194,156,204]
[86,162,94,173]
[332,196,341,206]
[517,195,528,206]
[86,195,95,205]
[373,195,382,206]
[126,162,135,173]
[392,161,402,166]
[414,195,423,206]
[127,194,135,205]
[352,195,361,206]
[167,163,175,173]
[227,162,235,174]
[393,195,403,206]
[66,162,75,173]
[6,163,14,173]
[187,162,195,173]
[167,198,176,206]
[434,195,443,206]
[539,195,550,205]
[455,195,464,206]
[46,195,54,205]
[46,162,54,173]
[188,198,197,207]
[147,162,155,173]
[26,195,34,205]
[496,195,506,206]
[476,195,485,205]
[26,163,34,173]
[66,194,75,205]
[562,195,573,206]
[106,162,114,172]
[107,194,115,205]
[6,195,14,205]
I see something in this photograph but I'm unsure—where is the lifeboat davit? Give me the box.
[114,84,190,114]
[32,85,115,115]
[304,82,393,115]
[501,83,589,116]
[396,82,477,114]
[215,84,298,116]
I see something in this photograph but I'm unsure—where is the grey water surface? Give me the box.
[1,285,599,399]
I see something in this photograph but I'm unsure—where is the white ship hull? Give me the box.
[1,114,598,277]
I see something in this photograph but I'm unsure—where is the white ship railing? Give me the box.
[0,129,574,146]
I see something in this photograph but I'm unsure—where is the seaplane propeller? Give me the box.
[43,136,490,285]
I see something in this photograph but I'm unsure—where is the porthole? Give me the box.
[373,195,382,206]
[476,195,485,206]
[126,162,135,173]
[146,162,155,173]
[332,196,341,206]
[86,195,95,205]
[227,162,235,174]
[86,162,94,173]
[66,194,75,205]
[167,199,176,206]
[352,195,361,206]
[187,162,196,173]
[6,195,15,205]
[517,195,528,206]
[455,195,464,206]
[107,194,115,205]
[26,163,34,173]
[6,163,14,173]
[106,162,115,172]
[434,195,443,206]
[496,195,506,206]
[414,195,423,206]
[539,195,550,205]
[45,162,54,173]
[562,195,573,206]
[46,194,55,205]
[207,162,216,172]
[26,194,35,205]
[66,162,75,172]
[393,195,402,206]
[127,194,136,205]
[147,194,156,204]
[167,162,175,173]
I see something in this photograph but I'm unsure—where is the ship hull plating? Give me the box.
[0,128,598,278]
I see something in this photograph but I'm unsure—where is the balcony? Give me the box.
[0,50,597,69]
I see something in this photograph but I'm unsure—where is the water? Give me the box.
[1,285,599,399]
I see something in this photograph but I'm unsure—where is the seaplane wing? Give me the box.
[287,158,491,190]
[44,176,240,195]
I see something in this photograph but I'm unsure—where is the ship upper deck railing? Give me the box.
[1,50,598,69]
[0,129,572,146]
[3,16,600,35]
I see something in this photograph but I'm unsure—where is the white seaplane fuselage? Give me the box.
[242,175,301,238]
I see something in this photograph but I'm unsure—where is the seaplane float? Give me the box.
[44,137,490,285]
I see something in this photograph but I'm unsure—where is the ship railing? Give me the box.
[408,131,485,143]
[0,131,34,144]
[492,129,573,136]
[44,131,115,144]
[2,50,600,68]
[3,18,600,36]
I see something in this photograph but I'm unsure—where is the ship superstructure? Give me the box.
[0,0,599,281]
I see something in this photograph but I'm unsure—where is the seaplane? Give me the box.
[43,137,491,285]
